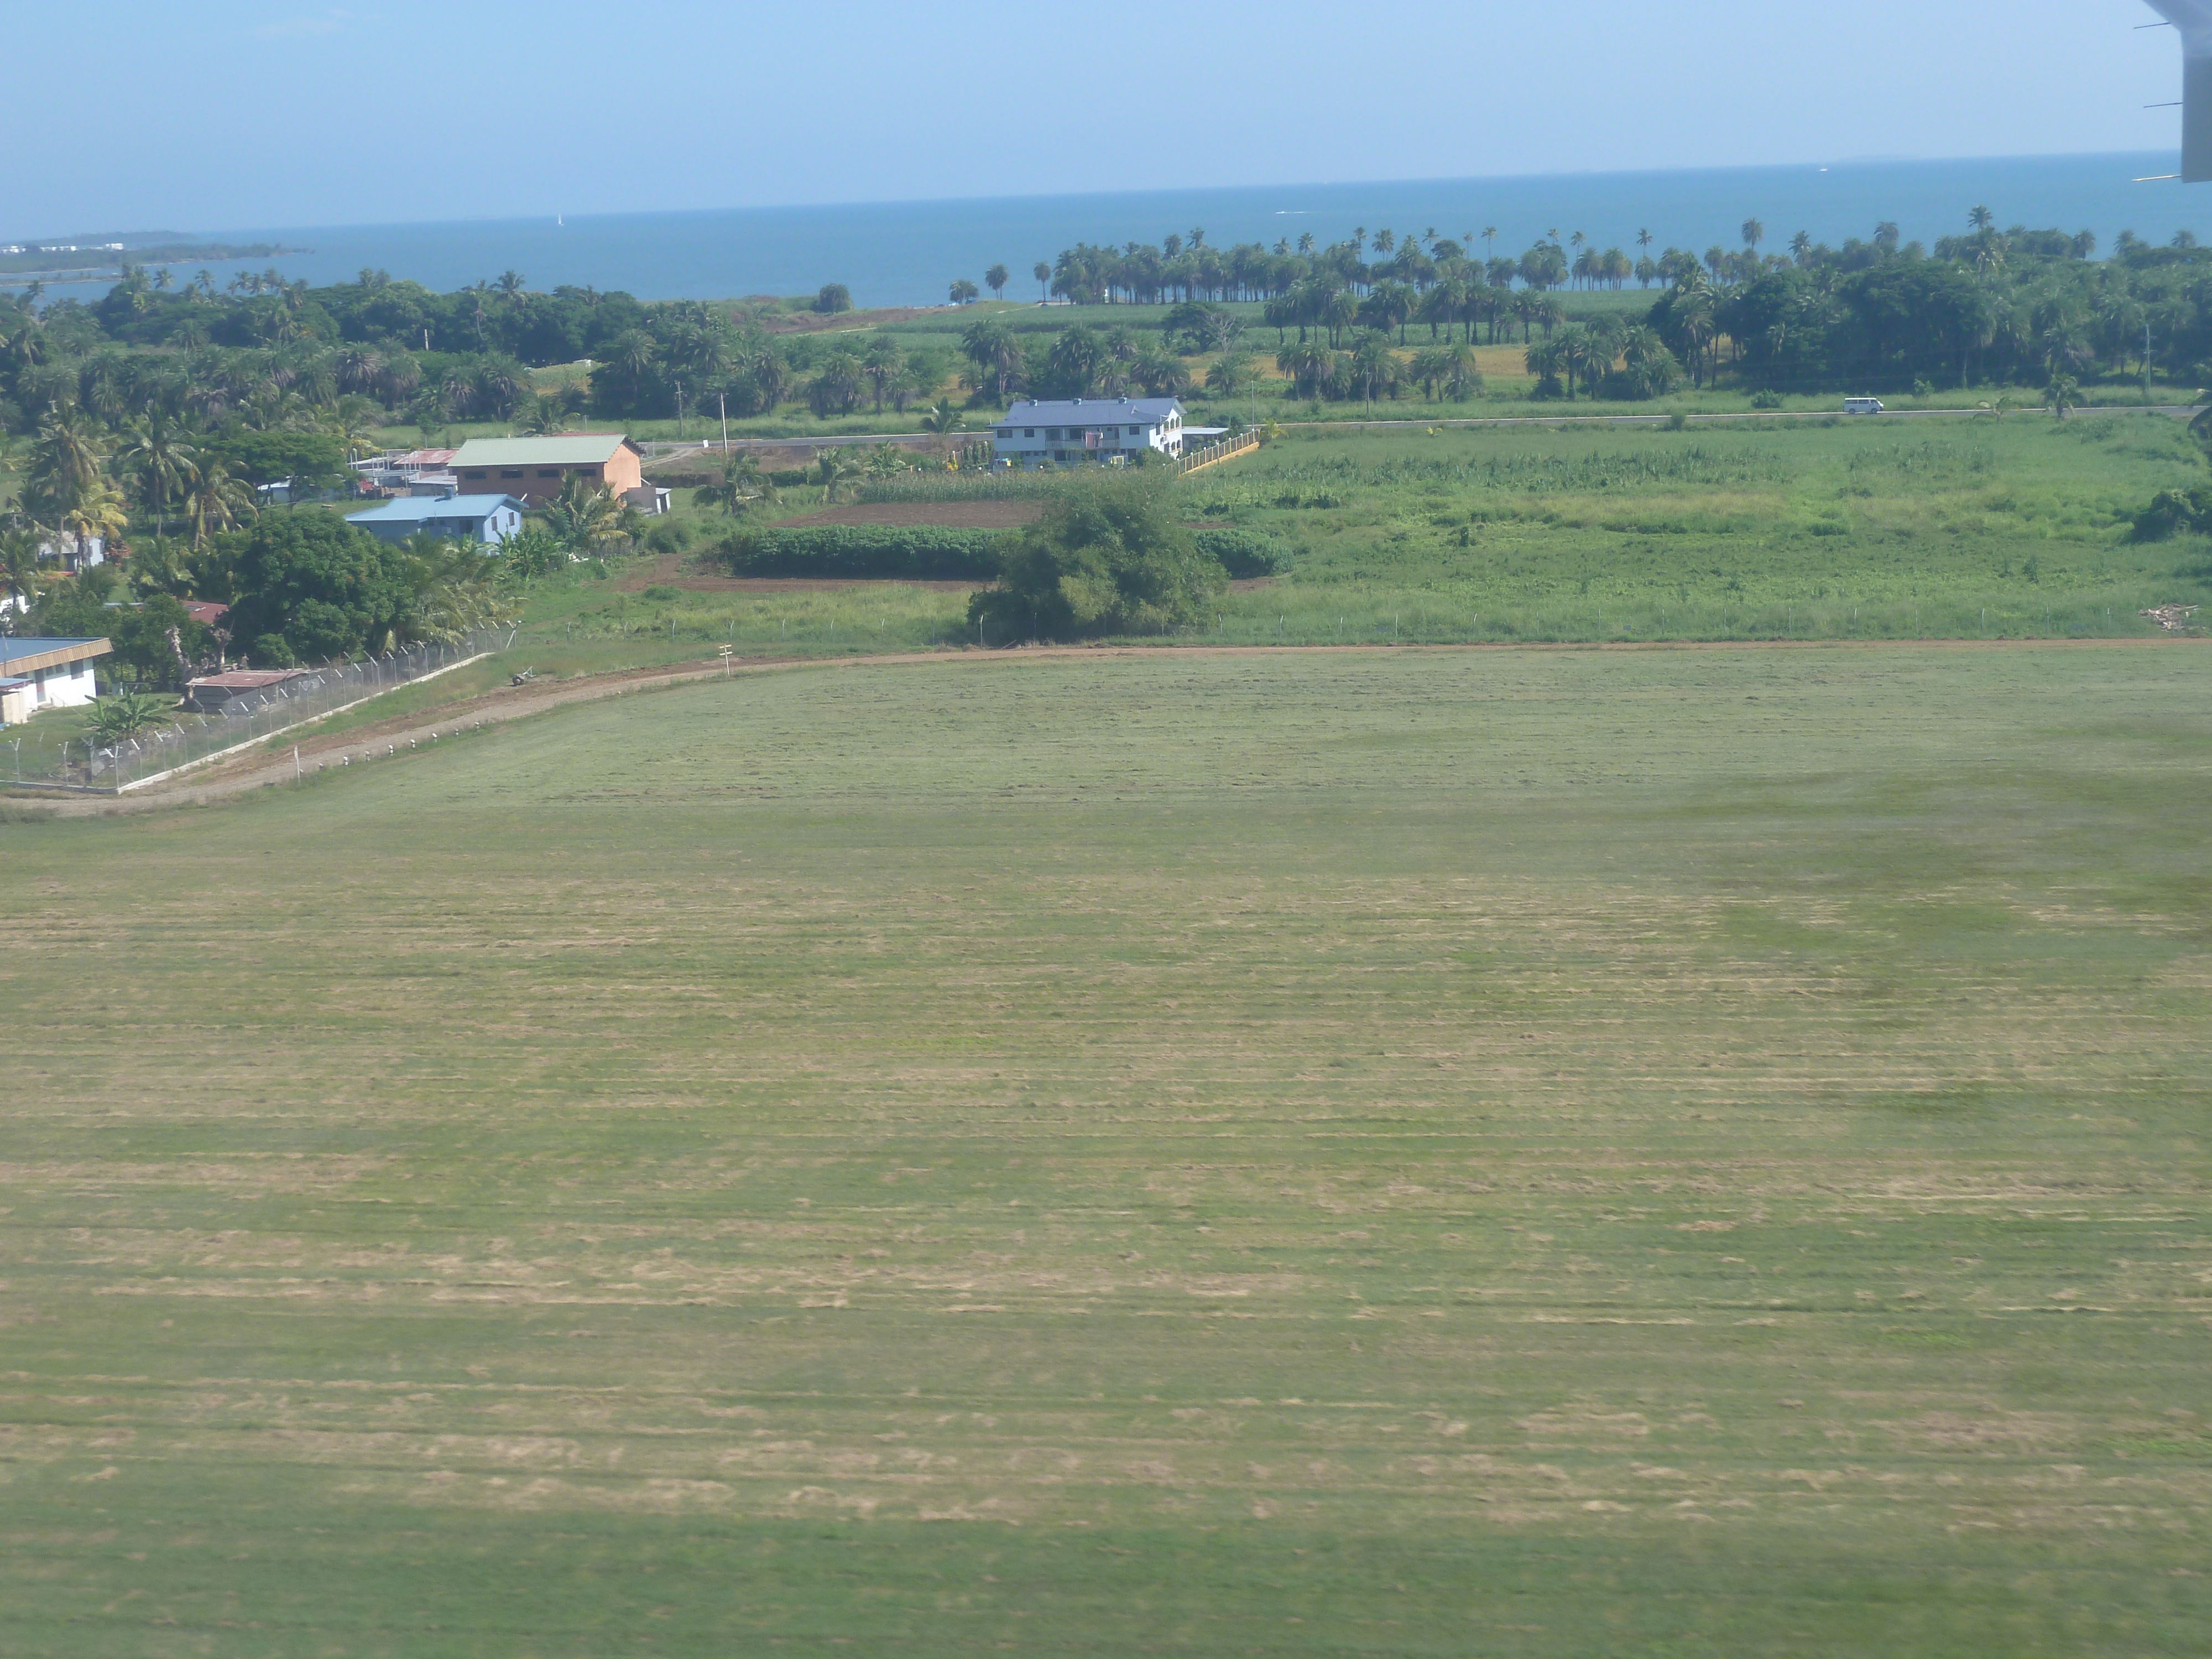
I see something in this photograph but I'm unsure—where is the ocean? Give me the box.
[28,153,2212,307]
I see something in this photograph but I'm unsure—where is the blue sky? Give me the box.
[4,0,2192,236]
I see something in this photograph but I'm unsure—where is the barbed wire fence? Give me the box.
[6,627,513,795]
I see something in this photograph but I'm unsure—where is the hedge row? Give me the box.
[712,523,1296,582]
[716,525,1003,580]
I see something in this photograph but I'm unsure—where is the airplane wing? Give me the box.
[2146,0,2212,179]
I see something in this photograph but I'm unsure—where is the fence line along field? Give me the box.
[3,644,2209,1657]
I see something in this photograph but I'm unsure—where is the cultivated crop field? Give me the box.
[4,644,2210,1658]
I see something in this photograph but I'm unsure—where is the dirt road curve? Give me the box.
[12,635,2195,818]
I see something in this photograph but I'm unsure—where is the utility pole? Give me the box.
[719,392,728,452]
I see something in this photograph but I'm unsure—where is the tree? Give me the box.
[0,525,43,626]
[813,448,859,503]
[984,264,1009,301]
[542,473,631,551]
[120,414,199,538]
[813,283,853,315]
[1741,218,1764,252]
[968,481,1226,640]
[25,411,105,519]
[62,479,130,565]
[862,336,905,412]
[695,453,780,517]
[948,279,980,305]
[187,458,258,547]
[1033,260,1051,301]
[88,690,169,744]
[220,510,414,664]
[2047,372,2079,419]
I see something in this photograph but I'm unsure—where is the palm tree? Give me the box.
[695,453,779,517]
[917,400,967,463]
[187,458,257,547]
[985,263,1009,301]
[1483,226,1499,262]
[1741,218,1764,252]
[1033,260,1051,301]
[813,448,859,503]
[948,278,980,305]
[120,414,199,538]
[1968,205,1995,234]
[1790,230,1812,265]
[862,336,905,412]
[543,474,629,551]
[2046,372,2079,419]
[28,411,105,512]
[0,525,43,625]
[62,478,130,566]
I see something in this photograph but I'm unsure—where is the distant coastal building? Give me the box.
[346,494,526,546]
[0,637,110,724]
[448,434,646,504]
[990,398,1192,469]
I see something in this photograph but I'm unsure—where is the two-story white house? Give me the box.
[992,397,1188,469]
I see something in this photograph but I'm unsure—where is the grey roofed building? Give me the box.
[345,493,526,546]
[990,397,1187,469]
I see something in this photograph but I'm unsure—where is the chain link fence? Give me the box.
[5,628,511,795]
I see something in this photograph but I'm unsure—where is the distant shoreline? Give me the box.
[0,242,311,287]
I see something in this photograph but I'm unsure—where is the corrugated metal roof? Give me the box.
[346,494,525,524]
[999,398,1182,427]
[448,434,635,468]
[0,637,110,676]
[186,669,309,691]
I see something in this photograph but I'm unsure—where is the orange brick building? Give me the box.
[447,434,645,503]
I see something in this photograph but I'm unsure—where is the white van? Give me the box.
[1843,397,1885,415]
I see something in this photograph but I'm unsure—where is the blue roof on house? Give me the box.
[998,397,1182,426]
[347,494,525,525]
[0,636,108,669]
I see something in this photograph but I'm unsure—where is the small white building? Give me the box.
[0,636,111,724]
[992,397,1187,469]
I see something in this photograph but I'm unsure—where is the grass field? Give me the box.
[531,413,2211,650]
[4,643,2209,1657]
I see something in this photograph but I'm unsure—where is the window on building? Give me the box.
[1024,429,1035,437]
[537,468,561,477]
[501,469,525,478]
[463,470,487,479]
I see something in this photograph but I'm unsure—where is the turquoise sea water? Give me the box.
[34,154,2212,305]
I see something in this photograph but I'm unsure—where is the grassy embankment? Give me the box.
[3,644,2208,1657]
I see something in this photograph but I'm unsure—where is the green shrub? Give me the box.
[2130,486,2212,541]
[716,524,1002,580]
[967,482,1225,640]
[1190,526,1293,578]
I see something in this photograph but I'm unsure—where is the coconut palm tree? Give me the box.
[62,478,130,566]
[985,264,1009,301]
[813,448,859,503]
[1033,261,1051,301]
[0,525,43,627]
[544,474,628,551]
[695,453,779,517]
[119,414,199,538]
[187,458,257,547]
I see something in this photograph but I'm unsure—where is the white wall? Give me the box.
[32,657,99,711]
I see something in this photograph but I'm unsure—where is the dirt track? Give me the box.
[11,636,2195,819]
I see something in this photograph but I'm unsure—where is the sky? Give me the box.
[3,0,2196,237]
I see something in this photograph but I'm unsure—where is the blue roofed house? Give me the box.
[990,398,1198,469]
[346,493,525,546]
